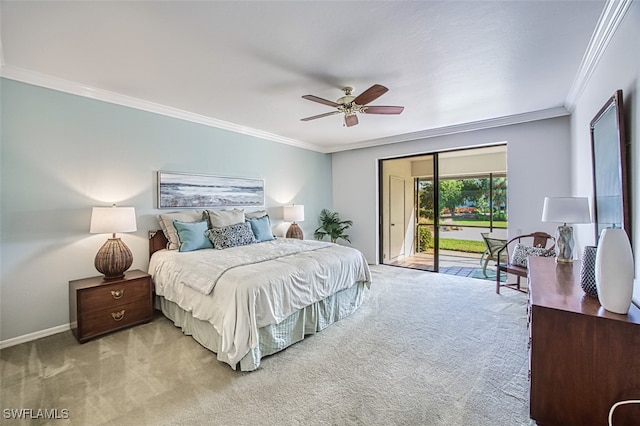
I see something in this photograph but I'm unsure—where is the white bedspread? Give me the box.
[149,238,371,365]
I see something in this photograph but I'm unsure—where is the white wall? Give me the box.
[571,1,640,302]
[333,116,571,264]
[380,158,417,262]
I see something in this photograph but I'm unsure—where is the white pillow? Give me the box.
[157,210,203,250]
[245,210,268,219]
[204,209,245,228]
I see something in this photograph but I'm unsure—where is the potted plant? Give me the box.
[314,209,353,244]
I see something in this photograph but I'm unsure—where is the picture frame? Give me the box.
[590,90,629,243]
[157,171,265,209]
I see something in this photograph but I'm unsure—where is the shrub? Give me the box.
[419,208,434,221]
[455,206,478,214]
[493,212,507,221]
[419,226,433,252]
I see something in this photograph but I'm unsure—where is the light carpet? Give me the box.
[1,265,532,426]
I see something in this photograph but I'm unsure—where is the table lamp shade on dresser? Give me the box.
[541,197,591,263]
[90,205,137,280]
[283,204,304,239]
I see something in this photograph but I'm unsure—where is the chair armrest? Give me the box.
[497,236,520,262]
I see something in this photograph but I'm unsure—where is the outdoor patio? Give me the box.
[389,250,503,281]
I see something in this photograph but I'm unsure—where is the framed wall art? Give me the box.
[157,171,265,209]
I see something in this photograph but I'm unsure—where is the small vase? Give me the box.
[595,228,634,314]
[580,246,598,298]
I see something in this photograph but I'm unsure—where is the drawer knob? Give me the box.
[111,289,124,299]
[111,310,126,321]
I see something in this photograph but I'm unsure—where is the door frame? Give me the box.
[388,175,406,261]
[378,144,507,272]
[378,154,440,271]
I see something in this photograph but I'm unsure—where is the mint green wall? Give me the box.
[0,78,332,341]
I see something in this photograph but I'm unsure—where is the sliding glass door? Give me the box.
[379,154,437,271]
[379,145,507,274]
[416,175,438,270]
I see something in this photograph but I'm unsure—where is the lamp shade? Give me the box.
[283,205,304,223]
[541,197,591,224]
[90,206,137,234]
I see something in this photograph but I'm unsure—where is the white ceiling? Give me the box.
[0,1,608,153]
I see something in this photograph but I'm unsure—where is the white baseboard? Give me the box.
[0,324,70,349]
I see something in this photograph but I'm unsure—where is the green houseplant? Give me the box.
[314,209,353,244]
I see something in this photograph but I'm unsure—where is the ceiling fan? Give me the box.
[301,84,404,127]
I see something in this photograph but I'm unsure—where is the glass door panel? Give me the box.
[379,154,436,272]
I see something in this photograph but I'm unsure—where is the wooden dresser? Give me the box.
[528,256,640,426]
[69,269,153,343]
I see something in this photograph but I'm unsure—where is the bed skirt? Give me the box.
[155,281,366,371]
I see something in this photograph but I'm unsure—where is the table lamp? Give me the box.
[283,204,304,239]
[541,197,591,263]
[90,204,137,280]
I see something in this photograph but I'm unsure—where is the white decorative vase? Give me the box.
[595,228,634,314]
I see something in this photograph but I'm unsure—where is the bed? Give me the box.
[147,210,371,371]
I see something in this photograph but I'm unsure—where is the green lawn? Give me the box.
[439,238,486,254]
[421,219,507,228]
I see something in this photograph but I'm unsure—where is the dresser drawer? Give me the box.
[78,277,150,312]
[78,298,153,341]
[70,270,153,343]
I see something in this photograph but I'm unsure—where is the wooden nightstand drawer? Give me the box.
[78,298,153,342]
[78,276,150,312]
[70,270,153,343]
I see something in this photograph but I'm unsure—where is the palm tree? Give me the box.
[314,209,353,244]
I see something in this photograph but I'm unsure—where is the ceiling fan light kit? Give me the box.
[301,84,404,127]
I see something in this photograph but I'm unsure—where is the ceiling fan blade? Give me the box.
[353,84,388,105]
[344,114,359,127]
[300,111,340,121]
[302,95,340,107]
[363,106,405,115]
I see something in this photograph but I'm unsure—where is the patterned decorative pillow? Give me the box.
[206,222,256,249]
[510,243,556,267]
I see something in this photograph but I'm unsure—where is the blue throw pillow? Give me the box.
[173,220,213,252]
[246,215,275,242]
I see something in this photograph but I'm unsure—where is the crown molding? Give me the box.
[0,65,571,155]
[564,0,632,111]
[0,65,323,152]
[324,107,570,153]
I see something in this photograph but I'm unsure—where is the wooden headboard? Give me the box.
[149,230,169,258]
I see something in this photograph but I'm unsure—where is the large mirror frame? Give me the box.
[590,89,629,243]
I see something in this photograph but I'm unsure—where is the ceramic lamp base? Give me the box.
[555,224,575,263]
[95,237,133,280]
[286,223,304,240]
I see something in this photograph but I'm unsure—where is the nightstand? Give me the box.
[69,269,153,343]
